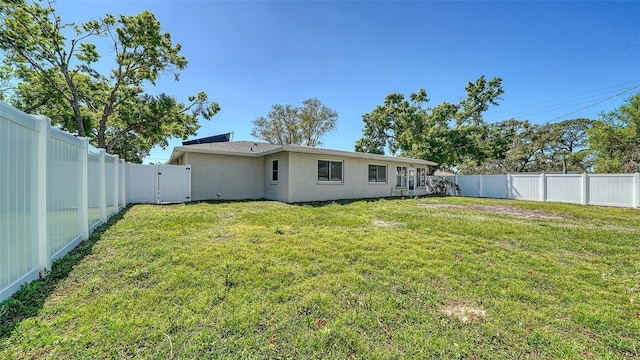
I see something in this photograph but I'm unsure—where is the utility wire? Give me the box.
[546,85,640,122]
[486,81,640,122]
[488,80,640,118]
[510,43,640,85]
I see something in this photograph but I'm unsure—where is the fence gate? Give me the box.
[126,164,191,204]
[157,164,191,203]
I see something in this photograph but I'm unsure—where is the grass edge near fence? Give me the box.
[0,207,130,339]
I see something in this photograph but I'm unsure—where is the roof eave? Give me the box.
[281,145,437,166]
[171,146,276,158]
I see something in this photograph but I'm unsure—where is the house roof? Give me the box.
[169,141,437,166]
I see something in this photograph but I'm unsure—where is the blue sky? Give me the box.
[53,1,640,163]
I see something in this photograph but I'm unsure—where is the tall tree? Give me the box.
[588,92,640,173]
[545,118,593,173]
[298,98,338,147]
[458,118,593,174]
[0,0,219,162]
[251,98,338,146]
[457,119,548,174]
[355,76,504,170]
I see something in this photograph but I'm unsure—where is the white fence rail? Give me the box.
[1,102,190,303]
[448,173,640,208]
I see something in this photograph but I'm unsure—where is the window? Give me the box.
[396,166,407,187]
[272,160,278,182]
[417,168,426,187]
[318,160,343,182]
[368,165,387,183]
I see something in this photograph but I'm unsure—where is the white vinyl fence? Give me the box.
[447,173,640,208]
[0,102,191,303]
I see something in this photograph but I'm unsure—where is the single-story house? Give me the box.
[169,141,437,203]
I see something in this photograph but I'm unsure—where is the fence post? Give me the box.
[99,149,107,224]
[113,155,119,215]
[454,174,458,196]
[581,173,589,206]
[79,137,89,240]
[635,172,640,209]
[34,115,50,273]
[507,174,513,199]
[540,173,547,202]
[479,174,483,198]
[120,160,126,208]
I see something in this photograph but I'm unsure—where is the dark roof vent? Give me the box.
[182,132,233,145]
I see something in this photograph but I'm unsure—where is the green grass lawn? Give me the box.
[1,197,639,359]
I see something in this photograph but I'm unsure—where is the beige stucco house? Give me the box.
[169,141,437,203]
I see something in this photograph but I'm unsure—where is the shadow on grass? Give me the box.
[182,198,267,206]
[183,195,444,208]
[291,195,436,207]
[0,207,130,339]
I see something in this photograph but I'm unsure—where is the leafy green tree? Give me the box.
[458,118,593,174]
[545,118,593,173]
[588,92,640,173]
[457,119,545,174]
[0,0,219,162]
[251,98,338,146]
[355,76,504,170]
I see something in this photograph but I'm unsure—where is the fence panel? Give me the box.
[104,155,117,217]
[87,150,102,231]
[47,128,84,262]
[119,160,126,209]
[482,175,509,198]
[158,165,191,204]
[588,174,635,207]
[510,175,541,201]
[0,103,40,302]
[456,175,481,197]
[546,174,583,204]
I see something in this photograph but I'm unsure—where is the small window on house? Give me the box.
[272,160,278,182]
[417,168,426,187]
[318,160,343,182]
[396,166,407,187]
[368,165,387,183]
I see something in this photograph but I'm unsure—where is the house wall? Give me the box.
[263,152,290,202]
[185,152,264,201]
[286,152,428,203]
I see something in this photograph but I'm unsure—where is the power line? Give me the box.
[490,80,640,117]
[486,81,640,122]
[511,43,640,85]
[546,85,640,122]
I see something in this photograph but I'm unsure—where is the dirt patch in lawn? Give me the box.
[441,302,487,323]
[372,220,402,228]
[418,203,571,220]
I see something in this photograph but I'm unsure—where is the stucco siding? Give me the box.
[263,153,290,202]
[287,152,424,202]
[186,153,264,201]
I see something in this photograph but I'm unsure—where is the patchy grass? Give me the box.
[1,197,639,359]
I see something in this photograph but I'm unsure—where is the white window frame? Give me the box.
[416,167,427,188]
[368,164,387,184]
[317,160,344,183]
[272,160,278,183]
[395,166,407,188]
